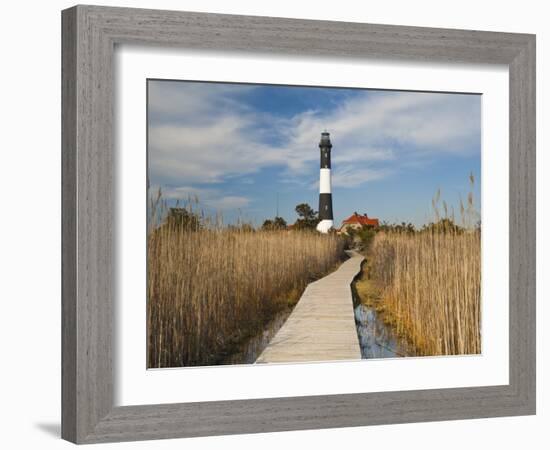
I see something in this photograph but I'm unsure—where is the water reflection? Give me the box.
[221,296,413,363]
[354,303,412,358]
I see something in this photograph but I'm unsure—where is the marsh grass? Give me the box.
[360,175,481,356]
[147,198,346,368]
[366,229,481,356]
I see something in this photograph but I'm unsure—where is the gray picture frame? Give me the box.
[61,4,536,444]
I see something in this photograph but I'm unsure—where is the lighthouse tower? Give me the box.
[316,132,334,233]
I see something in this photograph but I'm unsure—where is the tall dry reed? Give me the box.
[147,223,345,368]
[368,229,481,356]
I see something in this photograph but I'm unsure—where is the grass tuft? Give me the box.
[365,229,481,356]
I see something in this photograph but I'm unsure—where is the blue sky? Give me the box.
[148,79,481,227]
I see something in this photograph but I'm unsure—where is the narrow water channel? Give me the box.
[222,257,414,363]
[353,303,412,358]
[223,299,413,363]
[350,256,414,358]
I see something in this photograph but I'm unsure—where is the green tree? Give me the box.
[295,203,316,220]
[294,203,319,230]
[261,216,287,231]
[273,216,287,229]
[344,224,377,250]
[356,225,376,249]
[166,207,201,231]
[261,219,274,230]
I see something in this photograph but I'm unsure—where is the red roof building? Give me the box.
[338,212,379,233]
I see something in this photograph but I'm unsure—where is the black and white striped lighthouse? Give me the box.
[316,131,334,233]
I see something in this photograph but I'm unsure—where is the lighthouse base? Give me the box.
[316,219,334,234]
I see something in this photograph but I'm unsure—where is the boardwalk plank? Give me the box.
[256,251,363,363]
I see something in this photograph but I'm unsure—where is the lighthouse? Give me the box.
[316,132,334,233]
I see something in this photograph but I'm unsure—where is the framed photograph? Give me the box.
[62,5,536,444]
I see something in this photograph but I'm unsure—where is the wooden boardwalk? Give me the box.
[256,250,363,364]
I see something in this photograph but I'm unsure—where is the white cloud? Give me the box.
[148,119,287,184]
[283,91,480,160]
[148,80,256,124]
[150,185,250,211]
[332,165,393,188]
[148,83,480,191]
